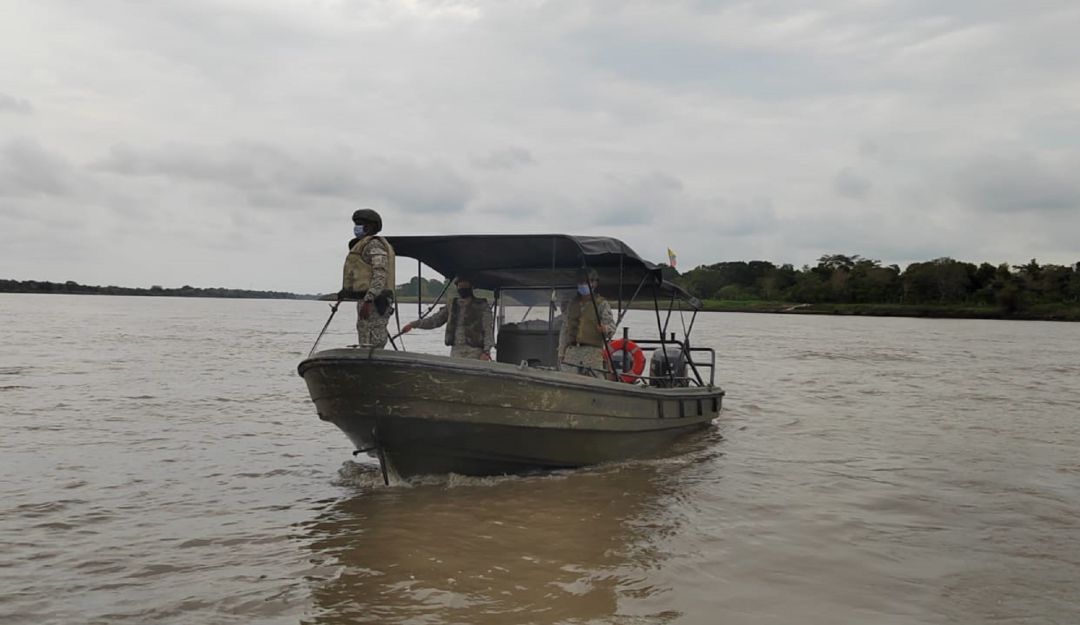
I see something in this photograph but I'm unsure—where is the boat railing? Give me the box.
[615,337,717,388]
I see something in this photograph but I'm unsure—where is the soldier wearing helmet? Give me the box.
[340,208,396,348]
[558,267,615,376]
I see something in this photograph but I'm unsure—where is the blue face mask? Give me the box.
[353,224,365,237]
[577,283,591,296]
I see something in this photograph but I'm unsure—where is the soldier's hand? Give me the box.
[598,324,608,335]
[401,322,414,333]
[480,352,492,361]
[359,301,373,319]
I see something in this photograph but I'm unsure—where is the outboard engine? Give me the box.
[649,345,689,387]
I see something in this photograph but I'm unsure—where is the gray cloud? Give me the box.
[3,0,1080,290]
[710,197,779,238]
[94,142,474,214]
[590,172,684,227]
[834,167,872,199]
[473,147,536,170]
[0,139,76,198]
[0,93,33,114]
[951,150,1080,213]
[360,158,474,215]
[94,142,285,186]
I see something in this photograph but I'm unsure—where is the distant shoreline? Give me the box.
[6,280,1077,321]
[399,295,1080,321]
[689,299,1080,322]
[1,279,318,300]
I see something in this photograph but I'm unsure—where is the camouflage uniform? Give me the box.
[347,236,394,348]
[356,302,392,348]
[411,297,494,359]
[559,296,615,375]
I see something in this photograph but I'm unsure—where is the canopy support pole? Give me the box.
[549,236,557,363]
[413,275,453,322]
[652,289,673,384]
[615,274,650,327]
[492,288,500,350]
[617,255,624,320]
[392,284,404,351]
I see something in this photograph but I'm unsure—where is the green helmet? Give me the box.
[351,208,382,233]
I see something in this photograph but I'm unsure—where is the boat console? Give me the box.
[495,319,561,368]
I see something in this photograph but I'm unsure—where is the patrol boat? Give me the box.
[298,234,724,479]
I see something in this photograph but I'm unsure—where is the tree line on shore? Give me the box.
[8,254,1080,316]
[671,256,1080,313]
[0,279,316,300]
[395,277,451,297]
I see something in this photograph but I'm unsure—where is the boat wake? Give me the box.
[333,458,583,490]
[332,460,398,490]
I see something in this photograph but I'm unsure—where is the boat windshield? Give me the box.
[497,287,575,329]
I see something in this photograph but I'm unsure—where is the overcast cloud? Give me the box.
[1,0,1078,292]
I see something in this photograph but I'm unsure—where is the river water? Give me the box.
[1,293,1078,625]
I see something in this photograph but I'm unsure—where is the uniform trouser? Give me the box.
[450,344,487,360]
[356,303,392,348]
[561,344,607,376]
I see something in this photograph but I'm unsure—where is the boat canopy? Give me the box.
[387,234,697,307]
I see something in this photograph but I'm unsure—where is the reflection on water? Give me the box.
[299,439,718,625]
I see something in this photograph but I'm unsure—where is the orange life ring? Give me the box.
[605,338,646,383]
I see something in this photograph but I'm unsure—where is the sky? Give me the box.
[2,0,1079,293]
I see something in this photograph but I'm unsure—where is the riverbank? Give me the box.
[395,294,1080,321]
[694,299,1080,321]
[13,282,1074,321]
[1,279,317,300]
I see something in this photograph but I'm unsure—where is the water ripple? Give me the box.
[1,296,1079,624]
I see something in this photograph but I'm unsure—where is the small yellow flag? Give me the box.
[667,248,677,268]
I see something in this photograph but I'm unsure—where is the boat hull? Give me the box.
[298,348,724,477]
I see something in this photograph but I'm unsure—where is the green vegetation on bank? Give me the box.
[691,299,1080,321]
[7,254,1080,321]
[668,255,1080,321]
[0,279,316,300]
[396,276,451,298]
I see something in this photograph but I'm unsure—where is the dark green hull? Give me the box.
[298,349,724,477]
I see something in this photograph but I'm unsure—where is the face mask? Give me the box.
[577,283,591,296]
[353,224,365,237]
[457,287,473,299]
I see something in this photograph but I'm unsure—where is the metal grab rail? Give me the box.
[621,337,717,387]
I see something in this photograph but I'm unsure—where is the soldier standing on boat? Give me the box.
[340,208,396,348]
[400,276,494,360]
[559,268,615,375]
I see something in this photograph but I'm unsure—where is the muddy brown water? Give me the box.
[2,293,1079,624]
